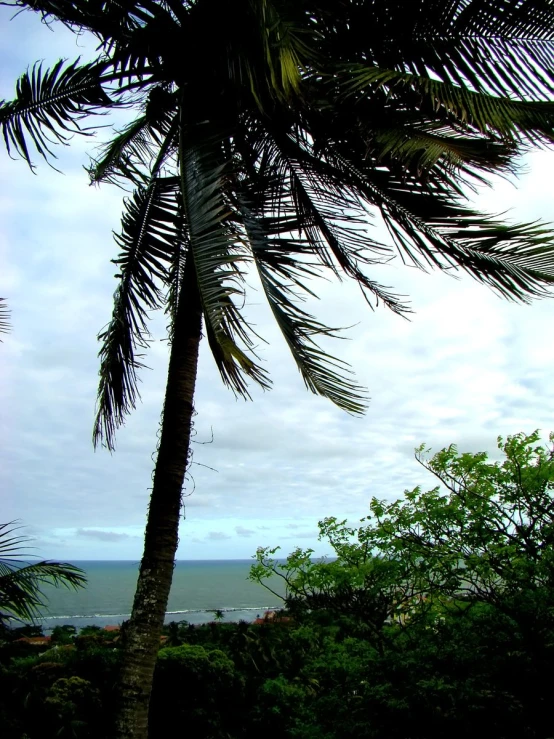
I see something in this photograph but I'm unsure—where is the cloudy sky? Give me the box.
[2,8,554,561]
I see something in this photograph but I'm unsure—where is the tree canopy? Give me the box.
[251,430,554,637]
[3,2,554,448]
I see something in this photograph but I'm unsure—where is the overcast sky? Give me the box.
[2,8,554,560]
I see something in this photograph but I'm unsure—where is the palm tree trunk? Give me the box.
[114,252,202,739]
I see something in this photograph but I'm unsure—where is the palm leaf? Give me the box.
[255,124,411,315]
[0,522,86,625]
[323,0,554,100]
[369,125,515,179]
[0,299,10,338]
[0,561,86,623]
[0,58,111,167]
[89,114,160,187]
[339,64,554,147]
[243,204,367,414]
[419,0,554,99]
[164,203,188,343]
[89,97,178,187]
[274,128,554,302]
[94,176,180,449]
[248,0,310,100]
[365,173,554,301]
[5,0,164,42]
[180,136,270,396]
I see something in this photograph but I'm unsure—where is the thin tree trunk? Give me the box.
[114,252,202,739]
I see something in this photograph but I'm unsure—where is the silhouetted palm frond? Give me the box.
[0,58,111,167]
[94,176,180,449]
[0,299,10,338]
[0,522,86,625]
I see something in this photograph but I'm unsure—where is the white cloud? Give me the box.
[76,529,134,542]
[2,9,554,560]
[206,531,232,542]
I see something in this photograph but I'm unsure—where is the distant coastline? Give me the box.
[37,559,286,632]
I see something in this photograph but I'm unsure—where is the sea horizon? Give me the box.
[34,559,287,632]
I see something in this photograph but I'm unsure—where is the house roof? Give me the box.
[15,636,51,645]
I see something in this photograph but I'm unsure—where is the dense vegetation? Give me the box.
[1,431,552,738]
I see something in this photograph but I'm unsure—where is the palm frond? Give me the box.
[0,58,112,167]
[272,128,554,303]
[325,0,554,100]
[0,561,86,624]
[164,205,188,342]
[364,171,554,301]
[0,299,10,338]
[94,176,180,449]
[4,0,164,42]
[425,214,554,300]
[340,65,554,147]
[89,114,158,186]
[256,125,411,316]
[369,125,515,178]
[243,205,367,414]
[180,136,270,396]
[89,97,178,187]
[248,0,310,100]
[421,0,554,99]
[0,522,86,625]
[0,522,29,558]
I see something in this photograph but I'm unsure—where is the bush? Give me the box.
[150,644,243,738]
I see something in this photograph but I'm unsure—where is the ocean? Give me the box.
[36,560,286,633]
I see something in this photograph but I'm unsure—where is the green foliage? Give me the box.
[1,430,551,738]
[150,644,243,737]
[371,431,554,626]
[0,631,122,738]
[252,431,554,635]
[249,430,554,737]
[51,625,77,645]
[6,623,44,639]
[0,523,86,626]
[44,676,101,738]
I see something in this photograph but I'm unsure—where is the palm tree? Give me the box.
[2,0,554,735]
[210,608,225,623]
[0,522,86,627]
[0,298,10,339]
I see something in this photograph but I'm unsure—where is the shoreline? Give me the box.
[36,606,279,633]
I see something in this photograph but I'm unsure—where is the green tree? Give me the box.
[0,523,86,627]
[45,676,101,739]
[3,2,554,735]
[254,431,554,637]
[150,644,242,738]
[51,625,78,645]
[251,526,420,649]
[371,430,554,635]
[252,430,554,738]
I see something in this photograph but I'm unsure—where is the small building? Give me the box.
[15,636,51,646]
[253,611,291,625]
